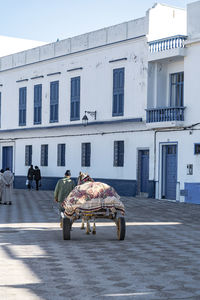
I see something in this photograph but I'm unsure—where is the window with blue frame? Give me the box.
[114,141,124,167]
[50,81,59,123]
[170,72,184,107]
[41,144,48,166]
[19,87,27,126]
[112,68,124,116]
[70,76,80,121]
[81,143,91,167]
[25,145,32,166]
[57,144,65,166]
[34,84,42,124]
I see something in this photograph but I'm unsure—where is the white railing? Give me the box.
[149,35,187,53]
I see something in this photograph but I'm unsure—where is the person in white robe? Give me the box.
[2,168,14,204]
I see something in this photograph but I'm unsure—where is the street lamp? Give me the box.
[82,110,97,126]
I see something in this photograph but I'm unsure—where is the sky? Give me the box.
[0,0,195,43]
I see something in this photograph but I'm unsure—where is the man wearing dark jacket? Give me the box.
[34,166,41,190]
[27,165,34,190]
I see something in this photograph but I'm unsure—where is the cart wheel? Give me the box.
[117,217,126,240]
[63,218,71,240]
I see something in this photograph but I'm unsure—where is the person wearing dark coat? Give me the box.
[27,165,34,190]
[34,166,41,190]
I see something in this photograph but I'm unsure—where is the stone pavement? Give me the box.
[0,190,200,300]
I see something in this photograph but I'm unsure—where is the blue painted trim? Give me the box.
[31,75,44,80]
[16,79,28,83]
[67,67,83,72]
[0,35,146,73]
[185,183,200,204]
[47,72,61,76]
[0,117,142,133]
[109,58,127,63]
[14,175,138,196]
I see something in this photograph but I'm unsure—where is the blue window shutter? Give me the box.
[41,144,48,166]
[70,77,80,121]
[81,143,91,167]
[112,68,124,116]
[114,141,124,167]
[19,87,27,126]
[50,81,59,123]
[25,145,32,166]
[34,84,42,124]
[57,144,65,166]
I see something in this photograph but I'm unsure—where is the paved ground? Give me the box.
[0,190,200,300]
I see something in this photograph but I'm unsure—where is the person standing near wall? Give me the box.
[54,170,75,227]
[2,168,14,204]
[34,166,41,191]
[27,165,34,190]
[0,169,4,204]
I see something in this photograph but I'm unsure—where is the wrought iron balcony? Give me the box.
[149,35,187,53]
[146,106,185,123]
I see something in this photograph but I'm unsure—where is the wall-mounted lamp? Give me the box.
[82,110,97,126]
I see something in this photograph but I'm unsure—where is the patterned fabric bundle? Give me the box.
[62,181,125,217]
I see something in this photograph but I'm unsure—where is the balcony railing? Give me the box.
[149,35,187,53]
[146,107,185,123]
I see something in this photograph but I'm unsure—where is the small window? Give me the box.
[57,144,65,166]
[25,145,32,166]
[194,144,200,154]
[81,143,91,167]
[41,144,48,166]
[114,141,124,167]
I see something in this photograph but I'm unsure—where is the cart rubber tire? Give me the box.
[117,217,126,240]
[63,218,71,240]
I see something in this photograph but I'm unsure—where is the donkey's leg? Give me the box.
[81,217,85,229]
[86,220,91,234]
[92,220,96,235]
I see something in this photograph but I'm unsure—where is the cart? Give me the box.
[61,181,126,241]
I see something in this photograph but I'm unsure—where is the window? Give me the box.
[19,87,27,126]
[34,84,42,124]
[25,145,32,166]
[81,143,91,167]
[170,72,184,107]
[113,68,124,116]
[114,141,124,167]
[70,76,80,121]
[50,81,59,122]
[57,144,65,166]
[41,144,48,166]
[194,144,200,154]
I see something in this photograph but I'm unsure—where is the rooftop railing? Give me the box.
[146,106,185,123]
[149,35,187,53]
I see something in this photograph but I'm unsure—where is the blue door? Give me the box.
[162,145,177,200]
[140,150,149,193]
[2,146,13,172]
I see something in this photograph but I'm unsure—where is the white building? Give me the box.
[0,2,200,204]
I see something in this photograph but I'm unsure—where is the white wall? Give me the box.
[147,3,187,42]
